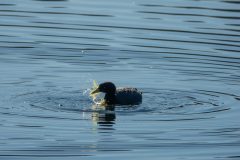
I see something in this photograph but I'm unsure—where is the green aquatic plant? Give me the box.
[90,80,106,105]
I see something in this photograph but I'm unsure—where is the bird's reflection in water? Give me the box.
[91,105,116,128]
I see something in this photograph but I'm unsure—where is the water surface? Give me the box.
[0,0,240,159]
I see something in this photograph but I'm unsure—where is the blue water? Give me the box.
[0,0,240,159]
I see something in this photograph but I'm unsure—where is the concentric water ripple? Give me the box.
[4,87,234,120]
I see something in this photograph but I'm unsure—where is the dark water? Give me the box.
[1,0,240,159]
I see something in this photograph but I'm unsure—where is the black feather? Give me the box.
[97,82,142,105]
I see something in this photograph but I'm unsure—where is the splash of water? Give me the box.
[90,80,105,105]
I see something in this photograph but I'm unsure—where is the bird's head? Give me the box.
[91,82,116,95]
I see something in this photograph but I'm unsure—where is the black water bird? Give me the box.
[91,82,142,105]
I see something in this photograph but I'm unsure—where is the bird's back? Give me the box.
[116,88,142,105]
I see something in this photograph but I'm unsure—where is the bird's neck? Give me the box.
[105,93,116,105]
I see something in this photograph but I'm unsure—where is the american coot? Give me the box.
[90,82,142,105]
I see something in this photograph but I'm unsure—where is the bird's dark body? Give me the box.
[115,88,142,105]
[92,82,142,106]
